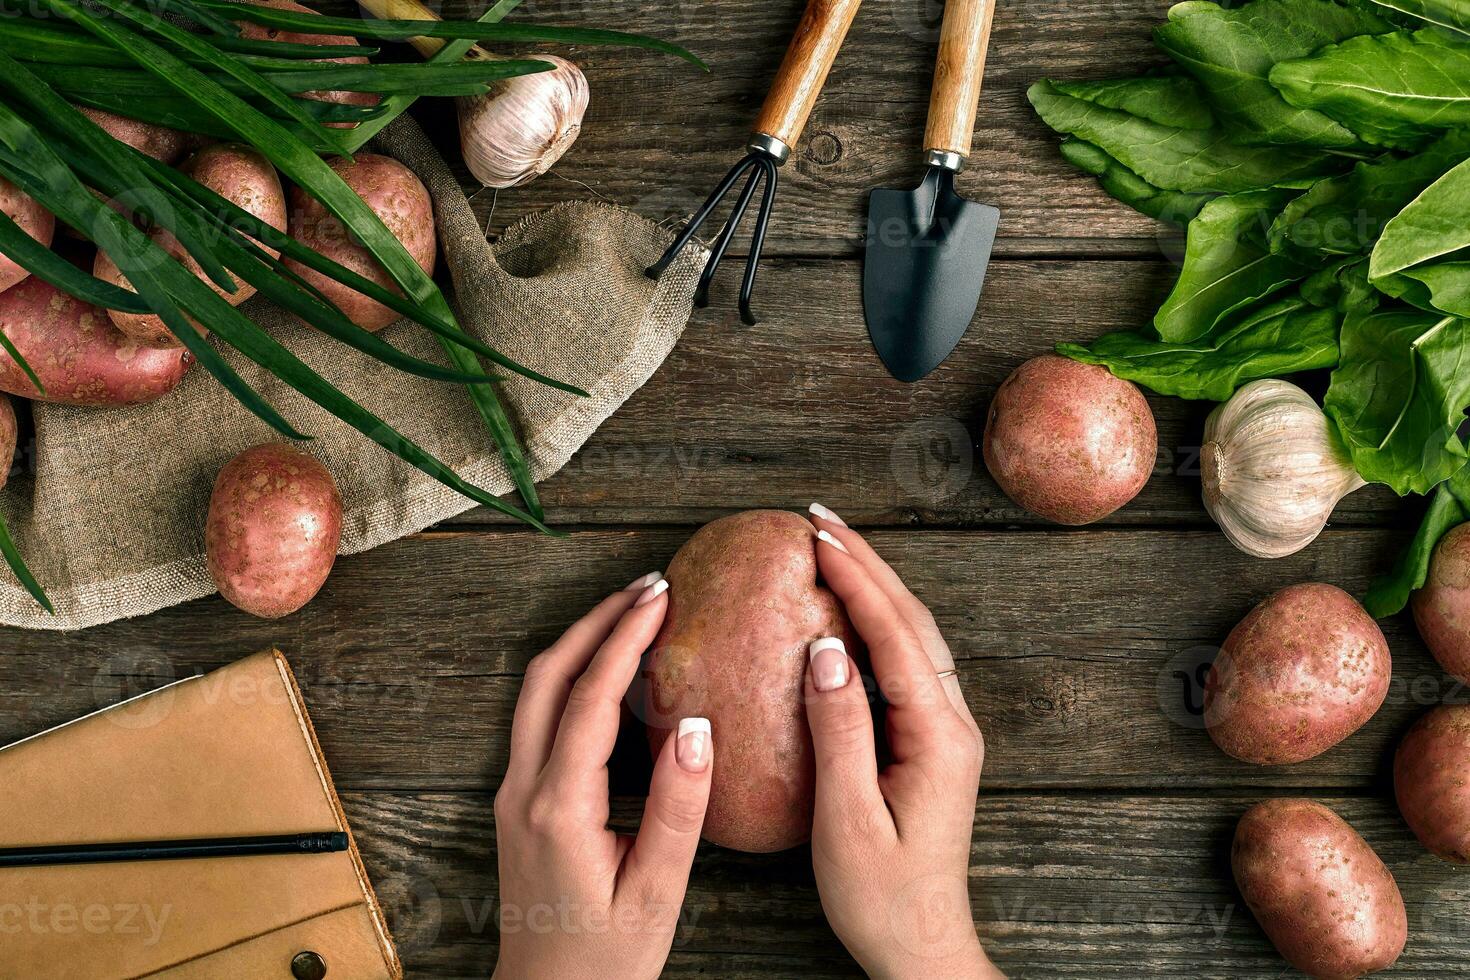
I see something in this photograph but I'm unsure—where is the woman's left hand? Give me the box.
[491,573,713,980]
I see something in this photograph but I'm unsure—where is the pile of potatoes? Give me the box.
[0,2,440,618]
[1199,580,1470,977]
[981,355,1469,976]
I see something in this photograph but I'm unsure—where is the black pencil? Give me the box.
[0,832,349,868]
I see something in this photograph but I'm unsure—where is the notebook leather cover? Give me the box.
[0,650,401,980]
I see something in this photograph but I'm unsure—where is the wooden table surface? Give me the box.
[6,1,1468,976]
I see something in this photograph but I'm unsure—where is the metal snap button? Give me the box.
[291,951,327,980]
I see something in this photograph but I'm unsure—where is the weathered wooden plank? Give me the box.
[422,0,1182,257]
[345,790,1470,978]
[0,528,1452,791]
[434,258,1408,528]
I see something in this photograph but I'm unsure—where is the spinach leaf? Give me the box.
[1269,132,1470,255]
[1302,256,1384,310]
[1028,79,1345,193]
[1365,0,1470,33]
[1377,262,1470,315]
[1058,293,1341,401]
[1058,138,1217,224]
[1324,306,1470,494]
[1051,76,1214,130]
[1156,0,1391,149]
[1372,154,1470,279]
[1156,189,1322,341]
[1271,30,1470,147]
[1364,463,1470,617]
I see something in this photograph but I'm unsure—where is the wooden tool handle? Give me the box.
[355,0,494,62]
[923,0,996,160]
[752,0,864,150]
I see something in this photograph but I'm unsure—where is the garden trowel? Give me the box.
[864,0,1000,383]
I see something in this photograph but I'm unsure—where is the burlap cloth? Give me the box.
[0,116,705,630]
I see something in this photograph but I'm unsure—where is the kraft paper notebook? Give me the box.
[0,650,401,979]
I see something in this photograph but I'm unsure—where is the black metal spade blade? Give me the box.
[863,165,999,383]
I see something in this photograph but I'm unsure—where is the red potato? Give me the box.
[1233,799,1407,979]
[94,145,287,347]
[0,277,192,407]
[206,443,343,619]
[0,176,56,295]
[644,510,860,853]
[1395,705,1470,864]
[0,395,16,492]
[77,107,192,164]
[983,354,1157,525]
[1411,523,1470,683]
[1205,583,1390,766]
[236,0,380,127]
[283,154,436,331]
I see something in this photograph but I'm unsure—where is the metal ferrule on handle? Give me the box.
[646,0,862,324]
[751,0,864,163]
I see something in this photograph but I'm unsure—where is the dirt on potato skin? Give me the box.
[0,278,192,407]
[236,0,381,126]
[282,153,436,332]
[1412,523,1470,684]
[982,354,1157,526]
[1395,704,1470,865]
[76,107,192,165]
[1205,583,1390,766]
[97,144,288,348]
[0,176,55,295]
[206,443,343,620]
[1233,799,1406,979]
[644,510,861,853]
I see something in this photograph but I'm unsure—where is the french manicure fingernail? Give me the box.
[676,717,711,772]
[808,502,848,528]
[809,637,850,692]
[816,529,850,555]
[624,571,663,592]
[635,578,670,607]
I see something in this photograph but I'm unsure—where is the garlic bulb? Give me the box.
[1201,379,1367,560]
[458,53,589,189]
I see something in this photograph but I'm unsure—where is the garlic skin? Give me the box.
[1201,379,1367,560]
[458,54,589,189]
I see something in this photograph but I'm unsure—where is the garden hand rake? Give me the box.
[646,0,863,325]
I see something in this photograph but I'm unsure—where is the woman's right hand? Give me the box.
[803,504,1003,979]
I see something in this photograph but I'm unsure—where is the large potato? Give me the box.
[1411,523,1470,683]
[1205,583,1390,765]
[206,443,343,619]
[643,510,860,853]
[983,354,1156,525]
[0,278,192,407]
[236,0,380,127]
[1395,705,1470,864]
[95,144,286,347]
[283,154,436,331]
[0,176,56,295]
[1233,799,1406,979]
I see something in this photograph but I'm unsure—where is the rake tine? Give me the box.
[738,156,780,327]
[694,165,765,309]
[647,154,760,280]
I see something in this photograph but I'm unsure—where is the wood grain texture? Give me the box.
[0,529,1454,792]
[384,0,1180,256]
[923,0,997,159]
[420,257,1413,529]
[344,790,1470,977]
[5,1,1458,975]
[752,0,866,149]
